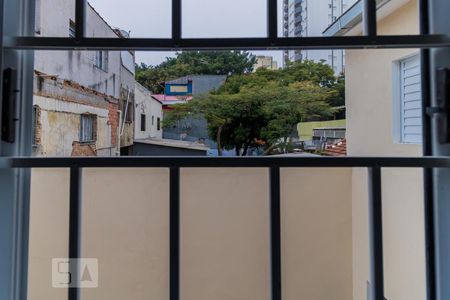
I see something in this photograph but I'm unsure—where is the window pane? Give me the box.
[32,46,425,158]
[277,0,358,71]
[278,0,360,39]
[182,0,267,38]
[141,114,146,132]
[87,0,172,38]
[33,0,75,37]
[377,0,420,36]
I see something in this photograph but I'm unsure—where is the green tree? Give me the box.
[164,81,336,156]
[163,59,342,155]
[329,73,346,119]
[135,51,256,93]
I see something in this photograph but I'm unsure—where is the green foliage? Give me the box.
[135,51,257,93]
[164,59,344,155]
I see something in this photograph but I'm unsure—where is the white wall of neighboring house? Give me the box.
[344,1,425,300]
[34,1,123,98]
[135,83,163,140]
[33,0,136,152]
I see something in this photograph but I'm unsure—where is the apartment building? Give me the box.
[283,0,357,73]
[253,55,279,71]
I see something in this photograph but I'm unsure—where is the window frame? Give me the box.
[79,114,97,143]
[94,50,108,72]
[69,19,76,38]
[2,1,450,300]
[392,52,423,145]
[140,114,146,132]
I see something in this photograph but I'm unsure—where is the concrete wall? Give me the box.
[33,96,111,157]
[35,1,121,98]
[32,74,119,157]
[345,1,426,300]
[28,168,352,300]
[135,83,163,140]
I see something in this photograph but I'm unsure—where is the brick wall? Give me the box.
[108,101,119,148]
[71,141,97,156]
[33,105,42,145]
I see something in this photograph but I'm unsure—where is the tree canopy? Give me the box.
[135,51,257,93]
[164,60,343,156]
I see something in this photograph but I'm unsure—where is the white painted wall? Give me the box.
[34,0,135,99]
[135,83,163,140]
[34,0,136,150]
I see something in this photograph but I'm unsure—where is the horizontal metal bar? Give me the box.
[2,156,450,169]
[4,35,450,51]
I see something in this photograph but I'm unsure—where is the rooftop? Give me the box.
[322,139,347,157]
[313,127,346,131]
[151,94,193,105]
[134,138,209,151]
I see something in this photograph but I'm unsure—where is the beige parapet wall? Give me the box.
[28,168,352,300]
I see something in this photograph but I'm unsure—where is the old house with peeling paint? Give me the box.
[32,0,135,156]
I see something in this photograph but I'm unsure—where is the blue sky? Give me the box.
[88,0,284,66]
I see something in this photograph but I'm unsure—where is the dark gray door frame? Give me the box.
[0,0,34,299]
[428,0,450,299]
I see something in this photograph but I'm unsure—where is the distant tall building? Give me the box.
[283,0,356,74]
[253,56,278,71]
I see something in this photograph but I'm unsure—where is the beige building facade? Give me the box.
[335,0,426,299]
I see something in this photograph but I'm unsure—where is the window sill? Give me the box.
[79,140,97,145]
[93,65,108,73]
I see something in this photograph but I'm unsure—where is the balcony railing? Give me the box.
[2,156,450,300]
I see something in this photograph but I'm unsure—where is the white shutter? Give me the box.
[400,54,422,144]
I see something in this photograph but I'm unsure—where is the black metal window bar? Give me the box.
[2,0,450,300]
[4,0,450,50]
